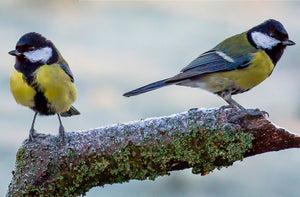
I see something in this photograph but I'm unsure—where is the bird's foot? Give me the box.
[28,128,38,142]
[59,124,65,143]
[246,108,269,117]
[233,108,269,119]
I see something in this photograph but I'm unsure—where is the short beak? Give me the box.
[281,39,296,46]
[8,49,22,56]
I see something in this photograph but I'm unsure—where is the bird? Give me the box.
[9,32,80,142]
[123,19,295,116]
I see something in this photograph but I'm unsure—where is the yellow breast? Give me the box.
[203,49,274,93]
[34,64,77,113]
[221,49,274,90]
[10,70,36,107]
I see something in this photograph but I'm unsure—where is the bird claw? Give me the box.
[262,110,269,117]
[231,108,269,119]
[245,108,269,117]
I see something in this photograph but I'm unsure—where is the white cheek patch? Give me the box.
[24,47,52,63]
[216,51,234,63]
[251,31,281,50]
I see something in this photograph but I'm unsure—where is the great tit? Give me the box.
[9,32,79,142]
[123,19,295,116]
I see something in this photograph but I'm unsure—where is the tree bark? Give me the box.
[6,107,300,197]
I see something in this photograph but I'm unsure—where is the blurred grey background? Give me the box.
[1,0,300,196]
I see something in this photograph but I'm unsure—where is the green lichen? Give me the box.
[8,123,254,197]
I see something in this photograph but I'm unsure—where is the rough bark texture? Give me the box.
[6,107,300,196]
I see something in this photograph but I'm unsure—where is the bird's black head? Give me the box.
[9,32,59,68]
[9,32,59,82]
[16,32,49,51]
[247,19,295,64]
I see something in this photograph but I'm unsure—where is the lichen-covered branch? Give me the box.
[6,107,300,196]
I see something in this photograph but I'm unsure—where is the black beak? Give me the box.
[281,39,296,46]
[8,49,22,56]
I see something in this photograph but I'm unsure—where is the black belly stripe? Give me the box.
[31,83,55,115]
[32,91,54,115]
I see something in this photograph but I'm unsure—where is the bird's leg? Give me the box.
[223,95,268,117]
[29,112,38,141]
[224,96,248,113]
[57,114,65,142]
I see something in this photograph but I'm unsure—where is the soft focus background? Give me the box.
[1,0,300,196]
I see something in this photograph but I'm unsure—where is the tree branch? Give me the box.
[6,107,300,196]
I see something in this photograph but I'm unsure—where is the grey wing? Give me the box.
[59,63,74,82]
[166,50,252,83]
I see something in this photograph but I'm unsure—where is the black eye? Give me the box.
[16,44,35,52]
[16,45,25,52]
[269,32,282,40]
[27,46,35,51]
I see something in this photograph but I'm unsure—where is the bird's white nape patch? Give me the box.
[216,51,234,63]
[24,47,52,63]
[251,31,280,50]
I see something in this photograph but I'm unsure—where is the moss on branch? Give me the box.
[6,108,300,196]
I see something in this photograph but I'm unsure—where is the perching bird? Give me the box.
[9,32,79,142]
[123,19,295,116]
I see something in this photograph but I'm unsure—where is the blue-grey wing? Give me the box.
[59,63,74,82]
[167,50,252,83]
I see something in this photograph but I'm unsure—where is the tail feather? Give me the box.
[123,79,172,97]
[60,105,80,117]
